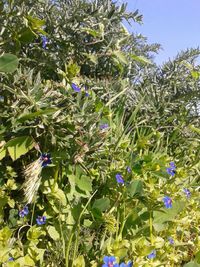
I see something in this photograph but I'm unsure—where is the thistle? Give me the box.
[22,153,51,204]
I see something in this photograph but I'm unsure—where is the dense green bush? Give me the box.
[0,0,199,266]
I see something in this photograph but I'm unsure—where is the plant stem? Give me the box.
[67,190,97,267]
[31,200,36,226]
[149,210,153,245]
[65,231,74,267]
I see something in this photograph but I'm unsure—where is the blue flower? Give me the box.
[166,167,175,176]
[119,262,133,267]
[71,83,81,92]
[8,257,14,261]
[102,256,119,267]
[166,162,176,176]
[169,162,176,168]
[116,173,124,184]
[183,188,191,198]
[19,206,29,218]
[168,237,174,245]
[100,123,109,130]
[147,250,156,259]
[163,196,172,208]
[40,153,52,167]
[41,35,48,49]
[36,216,46,225]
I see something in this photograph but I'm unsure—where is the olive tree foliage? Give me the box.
[0,0,160,151]
[0,0,159,79]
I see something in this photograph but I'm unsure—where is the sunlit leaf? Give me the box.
[0,53,19,73]
[6,136,35,161]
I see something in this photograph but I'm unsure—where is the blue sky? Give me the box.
[125,0,200,64]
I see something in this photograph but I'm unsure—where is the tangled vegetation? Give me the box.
[0,0,199,266]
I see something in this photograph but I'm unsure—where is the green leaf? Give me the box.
[6,136,35,161]
[18,27,36,43]
[81,27,100,37]
[66,62,80,78]
[130,54,152,65]
[50,188,67,206]
[189,125,200,135]
[0,53,19,73]
[75,175,92,192]
[17,108,58,122]
[0,226,12,244]
[0,147,6,160]
[83,53,98,64]
[73,255,85,267]
[92,198,110,212]
[26,15,45,31]
[27,225,45,241]
[183,262,200,267]
[113,50,128,65]
[191,70,200,79]
[127,180,143,197]
[153,201,185,224]
[47,226,60,240]
[195,251,200,264]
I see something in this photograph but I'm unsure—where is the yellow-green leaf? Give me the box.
[6,136,35,161]
[130,54,152,65]
[47,226,60,240]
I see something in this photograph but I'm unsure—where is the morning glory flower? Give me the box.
[19,206,29,218]
[163,196,172,208]
[40,153,52,167]
[99,123,109,130]
[36,216,46,225]
[147,250,156,259]
[41,35,48,49]
[102,256,119,267]
[168,237,175,245]
[183,188,191,198]
[71,83,81,92]
[115,173,124,184]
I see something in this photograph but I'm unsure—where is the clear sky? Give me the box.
[125,0,200,64]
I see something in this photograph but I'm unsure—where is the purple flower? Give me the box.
[8,257,14,261]
[116,173,124,184]
[19,206,29,218]
[147,250,156,259]
[71,83,81,92]
[36,216,46,225]
[168,237,174,245]
[183,188,191,198]
[40,153,51,167]
[163,196,172,208]
[41,35,48,49]
[102,256,119,267]
[126,166,131,173]
[100,123,109,130]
